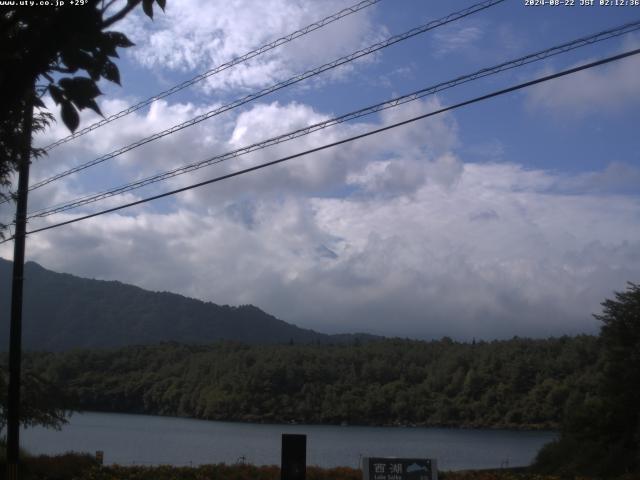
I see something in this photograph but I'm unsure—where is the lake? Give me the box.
[21,411,556,470]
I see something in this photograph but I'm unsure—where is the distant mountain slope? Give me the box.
[0,258,375,351]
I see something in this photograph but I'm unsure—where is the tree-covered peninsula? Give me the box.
[18,335,599,430]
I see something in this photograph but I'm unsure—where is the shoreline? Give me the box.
[69,409,559,433]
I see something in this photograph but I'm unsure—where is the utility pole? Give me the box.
[6,91,34,480]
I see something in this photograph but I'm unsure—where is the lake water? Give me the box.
[21,412,556,471]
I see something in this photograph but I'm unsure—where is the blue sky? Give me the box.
[1,0,639,339]
[108,0,640,176]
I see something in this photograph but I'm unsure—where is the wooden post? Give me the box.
[6,91,34,480]
[281,434,306,480]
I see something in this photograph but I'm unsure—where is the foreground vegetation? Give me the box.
[32,464,635,480]
[533,283,640,477]
[0,451,637,480]
[17,335,601,430]
[1,284,637,477]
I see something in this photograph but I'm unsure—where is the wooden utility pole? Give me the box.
[6,92,34,480]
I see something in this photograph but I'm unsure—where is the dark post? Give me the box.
[281,434,306,480]
[6,93,34,480]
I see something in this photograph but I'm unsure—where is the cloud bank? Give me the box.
[2,94,638,341]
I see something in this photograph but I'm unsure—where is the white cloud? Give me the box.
[431,24,484,58]
[13,96,235,222]
[525,36,640,116]
[2,87,638,342]
[347,153,462,196]
[556,162,640,195]
[117,0,384,93]
[3,160,638,341]
[5,92,459,236]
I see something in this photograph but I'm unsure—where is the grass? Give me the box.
[1,447,638,480]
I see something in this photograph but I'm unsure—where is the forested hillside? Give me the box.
[0,258,375,350]
[21,336,600,429]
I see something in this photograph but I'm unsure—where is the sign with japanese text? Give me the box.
[362,457,437,480]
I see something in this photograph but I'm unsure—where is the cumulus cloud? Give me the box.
[525,36,640,116]
[3,160,638,341]
[2,90,459,236]
[557,162,640,195]
[431,23,484,58]
[0,97,225,227]
[116,0,384,93]
[157,96,461,213]
[347,153,462,196]
[2,84,637,342]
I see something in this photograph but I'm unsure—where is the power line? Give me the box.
[26,0,505,193]
[26,20,640,219]
[8,47,637,241]
[41,0,382,152]
[30,0,504,191]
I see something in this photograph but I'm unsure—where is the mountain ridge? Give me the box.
[0,257,378,351]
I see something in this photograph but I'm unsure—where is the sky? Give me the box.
[1,0,639,340]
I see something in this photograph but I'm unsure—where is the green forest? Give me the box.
[17,335,600,430]
[3,256,638,479]
[3,283,638,477]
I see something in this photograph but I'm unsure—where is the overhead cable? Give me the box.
[6,47,636,241]
[27,20,640,219]
[41,0,382,151]
[26,0,505,193]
